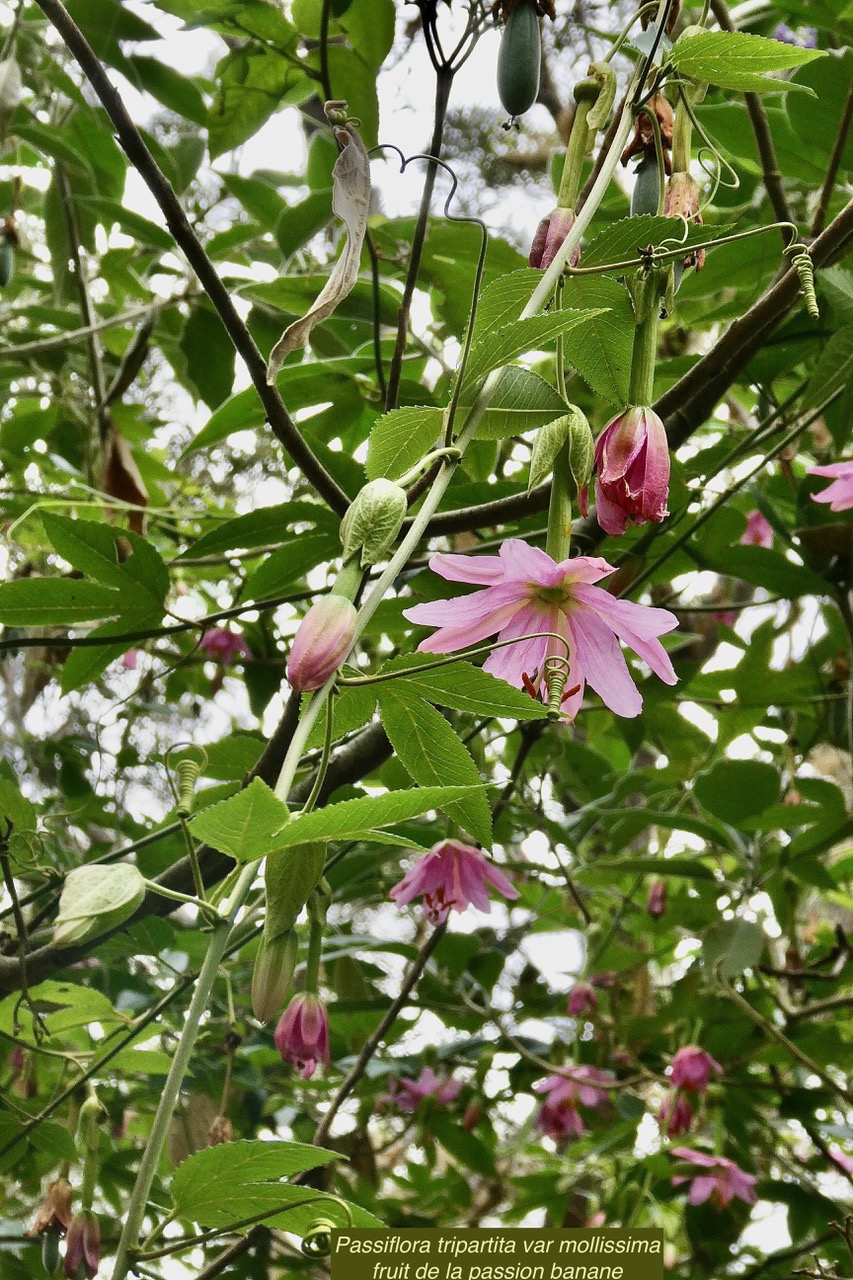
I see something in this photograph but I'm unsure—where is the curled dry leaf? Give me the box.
[266,111,370,383]
[102,418,148,535]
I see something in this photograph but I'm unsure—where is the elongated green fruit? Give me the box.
[0,240,13,287]
[497,0,541,117]
[630,153,660,218]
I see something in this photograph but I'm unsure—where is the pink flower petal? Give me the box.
[569,604,643,717]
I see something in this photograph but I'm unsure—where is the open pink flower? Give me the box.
[808,460,853,512]
[535,1067,613,1141]
[389,839,518,925]
[741,511,773,548]
[671,1148,758,1209]
[593,406,670,536]
[403,540,678,721]
[670,1046,723,1093]
[198,628,251,665]
[274,993,330,1079]
[379,1067,462,1112]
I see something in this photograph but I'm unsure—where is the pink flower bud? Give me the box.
[646,879,667,919]
[658,1092,693,1137]
[741,510,773,548]
[63,1211,99,1279]
[670,1045,723,1093]
[274,993,330,1078]
[529,208,581,271]
[567,981,598,1016]
[593,406,670,536]
[286,595,357,693]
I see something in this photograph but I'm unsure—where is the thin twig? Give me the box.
[311,922,447,1147]
[812,82,853,236]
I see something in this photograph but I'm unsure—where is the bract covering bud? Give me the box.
[286,595,357,692]
[340,478,407,566]
[528,407,593,493]
[252,930,298,1023]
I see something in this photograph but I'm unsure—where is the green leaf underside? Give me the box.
[377,687,492,845]
[188,778,291,861]
[470,367,570,440]
[264,842,326,940]
[669,30,824,93]
[366,406,444,481]
[464,308,608,386]
[171,1140,338,1221]
[380,655,549,720]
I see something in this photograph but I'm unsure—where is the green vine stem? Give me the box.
[110,861,258,1280]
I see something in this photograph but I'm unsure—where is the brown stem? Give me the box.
[812,81,853,236]
[311,921,448,1147]
[32,0,350,517]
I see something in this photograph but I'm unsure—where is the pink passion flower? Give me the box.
[807,460,853,512]
[670,1045,723,1093]
[535,1067,613,1141]
[593,406,670,536]
[741,510,773,548]
[403,539,678,721]
[198,628,251,665]
[389,839,518,925]
[379,1067,462,1112]
[274,993,330,1079]
[671,1148,758,1209]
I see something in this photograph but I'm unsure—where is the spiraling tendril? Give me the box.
[786,242,820,320]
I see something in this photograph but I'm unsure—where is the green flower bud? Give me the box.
[252,930,298,1023]
[340,478,407,566]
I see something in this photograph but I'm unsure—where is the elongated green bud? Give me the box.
[252,930,298,1023]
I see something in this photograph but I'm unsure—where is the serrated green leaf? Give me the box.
[171,1140,339,1225]
[473,269,540,337]
[464,308,607,386]
[562,277,635,405]
[41,514,127,588]
[176,503,335,561]
[470,367,570,440]
[261,786,481,860]
[365,406,443,481]
[669,30,824,93]
[188,777,290,861]
[803,325,853,410]
[376,687,492,845]
[0,579,123,625]
[380,656,549,720]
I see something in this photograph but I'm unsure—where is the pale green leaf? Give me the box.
[188,778,290,861]
[365,406,443,480]
[0,579,122,625]
[669,30,824,93]
[380,656,549,721]
[470,367,569,440]
[464,308,607,386]
[53,864,146,947]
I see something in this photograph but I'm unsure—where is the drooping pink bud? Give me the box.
[670,1045,723,1093]
[741,510,773,548]
[274,993,330,1078]
[646,879,667,919]
[63,1211,99,1279]
[389,839,518,925]
[567,981,598,1016]
[529,208,581,271]
[658,1092,693,1137]
[286,595,357,693]
[593,406,670,536]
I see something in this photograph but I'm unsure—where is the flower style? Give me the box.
[389,839,518,925]
[287,595,357,692]
[567,981,598,1016]
[670,1045,723,1093]
[658,1093,693,1138]
[593,407,671,536]
[403,539,678,721]
[379,1067,462,1112]
[807,460,853,512]
[63,1211,100,1279]
[198,628,251,665]
[535,1067,613,1141]
[274,993,330,1079]
[741,510,773,548]
[671,1148,758,1209]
